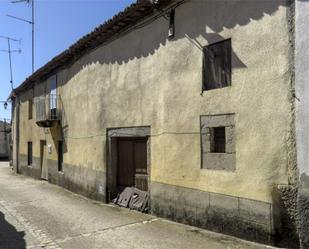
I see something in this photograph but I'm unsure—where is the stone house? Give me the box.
[9,0,309,247]
[0,120,11,159]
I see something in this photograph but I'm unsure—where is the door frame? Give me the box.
[40,140,48,180]
[106,126,151,202]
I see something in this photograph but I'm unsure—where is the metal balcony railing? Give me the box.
[34,94,60,127]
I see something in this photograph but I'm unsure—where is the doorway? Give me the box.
[107,126,150,201]
[40,140,48,180]
[117,138,148,191]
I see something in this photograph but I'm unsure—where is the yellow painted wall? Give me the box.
[16,0,294,203]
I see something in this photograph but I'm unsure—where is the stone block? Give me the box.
[225,126,235,153]
[151,181,179,202]
[195,207,208,229]
[201,130,211,153]
[150,182,274,245]
[210,192,238,213]
[151,195,175,220]
[201,114,235,128]
[182,188,210,209]
[202,152,235,171]
[175,204,196,226]
[239,198,271,225]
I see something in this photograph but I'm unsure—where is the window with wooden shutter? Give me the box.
[203,39,231,91]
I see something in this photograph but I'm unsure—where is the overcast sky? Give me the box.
[0,0,135,120]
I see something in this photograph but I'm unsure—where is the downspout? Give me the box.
[15,96,20,173]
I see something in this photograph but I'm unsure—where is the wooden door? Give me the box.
[117,138,148,191]
[134,140,148,191]
[117,140,134,188]
[40,141,48,180]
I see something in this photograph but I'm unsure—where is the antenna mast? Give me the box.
[0,36,21,90]
[7,0,34,73]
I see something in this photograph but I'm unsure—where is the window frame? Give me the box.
[210,126,226,153]
[27,141,33,166]
[200,114,235,171]
[202,39,232,91]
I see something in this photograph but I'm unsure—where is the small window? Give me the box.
[27,142,32,166]
[210,127,226,153]
[200,114,235,171]
[203,39,231,91]
[58,141,63,172]
[28,99,33,120]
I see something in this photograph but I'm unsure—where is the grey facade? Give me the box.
[295,0,309,248]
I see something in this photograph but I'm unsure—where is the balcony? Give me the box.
[35,94,61,127]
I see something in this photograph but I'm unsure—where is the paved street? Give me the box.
[0,161,276,249]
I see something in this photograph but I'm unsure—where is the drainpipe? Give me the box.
[14,96,20,173]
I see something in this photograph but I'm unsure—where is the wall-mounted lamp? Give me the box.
[0,101,8,109]
[168,9,175,39]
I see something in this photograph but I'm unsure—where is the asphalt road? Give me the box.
[0,161,277,249]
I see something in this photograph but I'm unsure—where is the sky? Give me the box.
[0,0,135,120]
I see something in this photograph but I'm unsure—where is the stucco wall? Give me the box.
[17,0,295,202]
[14,0,298,243]
[65,0,293,202]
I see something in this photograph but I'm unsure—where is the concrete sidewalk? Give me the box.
[0,161,277,249]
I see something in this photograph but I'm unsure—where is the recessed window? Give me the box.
[200,114,235,171]
[27,142,32,166]
[203,39,231,91]
[210,127,226,153]
[28,99,33,120]
[58,141,63,172]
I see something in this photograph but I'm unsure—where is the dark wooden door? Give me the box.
[40,140,48,180]
[117,140,134,188]
[134,140,148,191]
[117,138,148,191]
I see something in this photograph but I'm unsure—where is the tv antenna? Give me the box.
[7,0,34,73]
[0,36,22,90]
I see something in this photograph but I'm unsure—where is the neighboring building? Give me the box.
[0,120,11,160]
[295,1,309,248]
[9,0,308,247]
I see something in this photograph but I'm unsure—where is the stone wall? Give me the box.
[47,160,106,202]
[151,182,273,244]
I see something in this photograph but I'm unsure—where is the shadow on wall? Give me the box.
[0,212,26,249]
[25,0,290,100]
[60,0,290,83]
[18,0,290,104]
[24,0,290,152]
